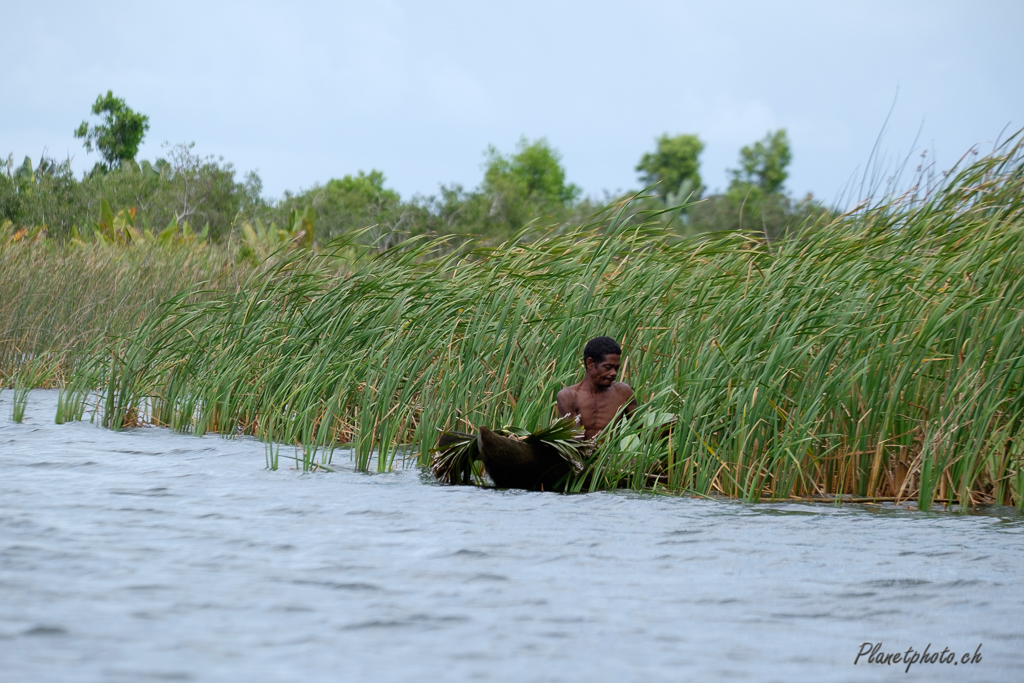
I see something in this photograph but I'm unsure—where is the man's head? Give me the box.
[583,336,622,388]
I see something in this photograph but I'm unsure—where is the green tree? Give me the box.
[0,154,87,240]
[0,156,24,225]
[636,133,704,203]
[481,137,580,234]
[277,170,404,246]
[74,91,150,171]
[484,138,579,205]
[157,143,246,240]
[321,171,400,219]
[729,129,791,194]
[685,129,817,242]
[74,142,254,241]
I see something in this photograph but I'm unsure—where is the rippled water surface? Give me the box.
[2,390,1022,682]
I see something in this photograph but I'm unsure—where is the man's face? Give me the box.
[586,353,620,387]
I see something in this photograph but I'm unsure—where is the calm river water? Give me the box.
[2,390,1022,682]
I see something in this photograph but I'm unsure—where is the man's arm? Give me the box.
[620,384,638,416]
[556,387,578,419]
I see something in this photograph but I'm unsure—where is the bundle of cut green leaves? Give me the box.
[432,415,591,486]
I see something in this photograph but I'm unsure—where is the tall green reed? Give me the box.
[69,136,1024,509]
[0,239,251,387]
[9,354,62,422]
[11,384,29,423]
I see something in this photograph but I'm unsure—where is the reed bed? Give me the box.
[0,240,251,386]
[66,138,1024,510]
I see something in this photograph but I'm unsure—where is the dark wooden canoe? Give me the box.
[476,426,572,491]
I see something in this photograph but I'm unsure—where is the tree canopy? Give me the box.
[321,171,400,214]
[74,91,150,171]
[292,170,403,242]
[483,138,580,207]
[729,129,791,195]
[636,134,704,203]
[475,137,581,236]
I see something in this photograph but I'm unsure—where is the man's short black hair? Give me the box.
[584,336,622,365]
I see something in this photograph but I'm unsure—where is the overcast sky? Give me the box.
[2,1,1021,206]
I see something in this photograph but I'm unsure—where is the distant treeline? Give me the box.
[2,91,832,248]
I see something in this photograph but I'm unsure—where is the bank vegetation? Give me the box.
[21,135,1021,511]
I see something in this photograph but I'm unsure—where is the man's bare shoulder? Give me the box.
[556,384,581,415]
[558,382,583,399]
[613,382,637,413]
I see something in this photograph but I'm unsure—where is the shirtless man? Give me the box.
[556,336,638,439]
